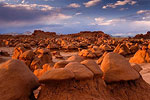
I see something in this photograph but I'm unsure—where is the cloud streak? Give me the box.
[67,3,80,8]
[103,0,136,9]
[83,0,101,7]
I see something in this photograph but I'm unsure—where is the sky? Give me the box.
[0,0,150,36]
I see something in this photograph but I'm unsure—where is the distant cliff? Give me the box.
[134,31,150,39]
[32,30,57,38]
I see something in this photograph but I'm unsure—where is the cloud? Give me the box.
[103,0,137,9]
[91,13,150,36]
[83,0,101,7]
[111,33,138,37]
[75,12,82,16]
[2,3,53,11]
[67,3,80,8]
[92,17,126,26]
[136,10,150,14]
[0,2,72,28]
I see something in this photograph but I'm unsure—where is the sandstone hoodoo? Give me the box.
[66,55,84,62]
[19,50,35,67]
[101,52,140,83]
[37,58,150,100]
[0,59,39,100]
[12,47,54,71]
[113,43,131,56]
[129,48,150,64]
[65,62,94,80]
[1,30,150,100]
[54,60,69,68]
[81,60,103,75]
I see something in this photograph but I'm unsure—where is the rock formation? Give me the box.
[37,56,150,100]
[129,48,150,64]
[0,59,39,100]
[101,52,140,83]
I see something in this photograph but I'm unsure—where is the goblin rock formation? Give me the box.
[37,53,150,100]
[1,30,150,100]
[0,59,39,100]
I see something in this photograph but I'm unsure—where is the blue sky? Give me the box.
[0,0,150,36]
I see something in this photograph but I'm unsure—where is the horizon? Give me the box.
[0,0,150,37]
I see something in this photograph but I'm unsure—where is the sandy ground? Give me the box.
[1,47,150,85]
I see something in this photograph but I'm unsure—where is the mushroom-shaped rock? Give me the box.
[129,49,150,64]
[39,68,74,83]
[34,63,53,78]
[19,50,34,60]
[65,62,94,80]
[54,60,69,68]
[30,58,42,71]
[19,50,34,67]
[81,60,103,75]
[0,59,39,100]
[37,48,50,54]
[101,52,140,83]
[67,55,84,62]
[114,44,131,56]
[12,46,27,59]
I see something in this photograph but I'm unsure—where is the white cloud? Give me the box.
[137,10,150,14]
[21,0,25,4]
[3,3,53,11]
[93,17,126,26]
[67,3,80,8]
[103,0,136,9]
[75,12,82,16]
[112,33,138,37]
[83,0,101,7]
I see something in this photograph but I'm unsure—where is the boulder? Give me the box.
[129,49,150,64]
[101,52,140,83]
[114,44,131,56]
[81,60,103,75]
[54,60,69,68]
[67,55,84,62]
[19,50,34,67]
[65,62,94,80]
[34,63,53,78]
[12,47,27,59]
[0,59,39,100]
[39,68,74,83]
